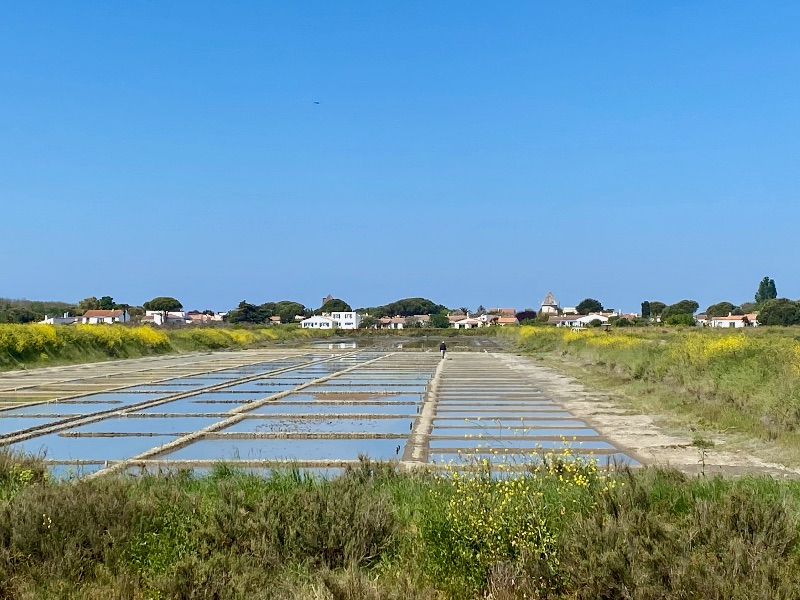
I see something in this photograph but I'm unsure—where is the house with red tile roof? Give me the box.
[710,313,758,328]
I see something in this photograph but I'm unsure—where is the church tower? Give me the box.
[540,291,560,315]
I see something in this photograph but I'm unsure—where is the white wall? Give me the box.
[331,312,361,330]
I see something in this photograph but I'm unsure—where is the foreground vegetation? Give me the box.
[2,452,800,599]
[0,324,335,371]
[506,326,800,462]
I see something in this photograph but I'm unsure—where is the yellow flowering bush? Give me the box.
[423,448,615,596]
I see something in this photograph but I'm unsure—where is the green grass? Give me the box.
[2,450,800,599]
[504,326,800,465]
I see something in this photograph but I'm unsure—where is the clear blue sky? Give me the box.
[2,2,798,313]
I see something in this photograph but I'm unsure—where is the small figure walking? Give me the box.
[439,341,447,359]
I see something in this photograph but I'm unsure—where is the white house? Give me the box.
[378,316,406,330]
[186,311,225,325]
[301,312,361,330]
[496,316,519,326]
[548,313,609,328]
[80,309,130,324]
[330,311,361,329]
[453,317,483,329]
[40,313,79,325]
[548,315,580,327]
[144,310,189,325]
[710,313,758,328]
[301,315,337,329]
[576,313,609,326]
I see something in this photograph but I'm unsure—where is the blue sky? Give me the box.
[2,2,798,313]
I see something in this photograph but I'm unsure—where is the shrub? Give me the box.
[664,313,696,326]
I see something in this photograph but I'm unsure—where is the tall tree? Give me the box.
[661,300,699,319]
[429,313,451,328]
[641,301,651,319]
[576,298,603,315]
[356,297,447,318]
[226,301,265,324]
[649,301,667,317]
[77,297,100,314]
[143,297,183,324]
[515,310,539,323]
[705,302,735,318]
[274,301,307,323]
[98,296,115,310]
[755,277,778,303]
[756,299,800,326]
[317,298,351,314]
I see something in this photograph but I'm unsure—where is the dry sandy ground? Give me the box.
[496,353,800,478]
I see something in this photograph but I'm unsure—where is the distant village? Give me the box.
[36,290,763,330]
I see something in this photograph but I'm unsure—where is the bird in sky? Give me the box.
[313,101,320,105]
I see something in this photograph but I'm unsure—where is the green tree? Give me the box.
[576,298,603,315]
[738,301,757,314]
[756,298,800,326]
[360,316,378,329]
[143,297,183,324]
[755,277,778,304]
[355,298,446,318]
[0,307,37,323]
[641,301,651,319]
[77,297,100,315]
[317,298,352,314]
[226,301,266,324]
[429,313,451,328]
[661,300,699,319]
[515,310,538,323]
[664,313,696,326]
[98,296,115,310]
[274,301,307,323]
[649,301,667,317]
[705,302,735,318]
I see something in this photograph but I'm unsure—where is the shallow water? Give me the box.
[429,427,599,437]
[0,416,61,435]
[159,437,406,461]
[222,418,414,435]
[133,398,250,414]
[190,391,272,402]
[247,403,419,416]
[435,410,572,419]
[434,418,588,428]
[0,403,122,416]
[10,433,177,461]
[67,416,223,435]
[428,438,616,450]
[276,392,423,404]
[430,451,640,467]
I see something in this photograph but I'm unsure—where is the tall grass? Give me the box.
[2,451,800,598]
[0,324,335,370]
[504,326,800,448]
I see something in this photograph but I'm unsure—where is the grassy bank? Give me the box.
[1,452,800,599]
[0,324,336,371]
[504,326,800,462]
